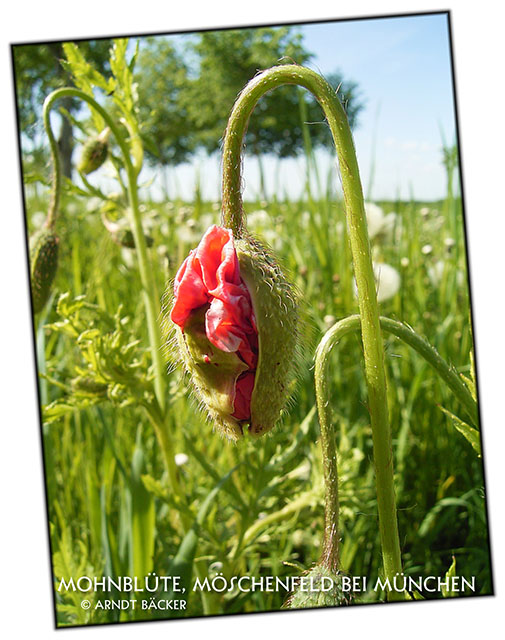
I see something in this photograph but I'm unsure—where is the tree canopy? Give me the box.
[13,29,365,172]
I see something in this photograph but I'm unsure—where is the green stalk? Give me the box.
[43,89,179,497]
[221,65,403,597]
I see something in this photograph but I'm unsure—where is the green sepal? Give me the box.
[176,307,248,440]
[236,235,299,437]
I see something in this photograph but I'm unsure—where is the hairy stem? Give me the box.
[319,315,478,426]
[221,65,403,596]
[314,336,341,572]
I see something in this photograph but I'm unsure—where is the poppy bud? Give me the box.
[29,228,59,314]
[77,128,110,175]
[112,228,154,249]
[166,225,298,440]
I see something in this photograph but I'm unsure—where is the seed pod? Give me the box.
[77,128,110,175]
[71,376,109,397]
[166,225,298,440]
[284,566,351,609]
[29,228,59,314]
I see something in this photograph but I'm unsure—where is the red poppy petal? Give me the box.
[171,225,259,421]
[170,250,209,327]
[206,299,257,369]
[232,372,255,420]
[198,225,241,291]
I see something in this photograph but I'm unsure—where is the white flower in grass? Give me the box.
[364,202,401,241]
[31,211,47,229]
[176,224,201,245]
[421,244,433,255]
[120,247,135,268]
[373,262,401,302]
[428,260,465,287]
[174,453,189,467]
[364,202,385,238]
[324,314,336,328]
[247,209,270,229]
[353,262,401,303]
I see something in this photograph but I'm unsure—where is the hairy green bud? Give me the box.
[29,228,59,314]
[112,228,154,249]
[77,128,110,175]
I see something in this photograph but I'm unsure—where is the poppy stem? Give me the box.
[221,65,404,598]
[42,89,182,503]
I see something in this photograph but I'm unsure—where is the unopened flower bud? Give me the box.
[71,376,108,396]
[29,228,59,313]
[101,212,153,249]
[112,228,154,249]
[77,128,110,175]
[165,225,298,440]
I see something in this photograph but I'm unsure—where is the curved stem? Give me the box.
[221,65,402,596]
[43,88,178,495]
[43,88,165,406]
[237,490,317,553]
[318,315,478,426]
[314,331,341,572]
[42,94,62,230]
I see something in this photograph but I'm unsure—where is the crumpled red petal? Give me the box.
[232,372,256,420]
[171,225,258,418]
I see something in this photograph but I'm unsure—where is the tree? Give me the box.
[135,38,195,168]
[183,27,364,158]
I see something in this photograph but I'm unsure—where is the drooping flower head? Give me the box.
[166,224,298,440]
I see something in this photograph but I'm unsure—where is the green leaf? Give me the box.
[442,557,457,598]
[129,431,155,582]
[440,406,481,457]
[141,473,170,502]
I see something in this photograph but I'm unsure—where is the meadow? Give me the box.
[20,41,490,626]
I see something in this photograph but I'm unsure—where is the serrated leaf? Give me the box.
[24,172,50,185]
[77,328,102,342]
[140,473,169,501]
[43,401,76,422]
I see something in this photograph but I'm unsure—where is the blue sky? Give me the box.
[301,13,456,200]
[161,12,456,202]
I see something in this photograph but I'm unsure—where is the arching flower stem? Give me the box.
[319,315,478,424]
[221,65,403,598]
[42,88,182,504]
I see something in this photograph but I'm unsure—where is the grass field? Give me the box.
[24,179,490,624]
